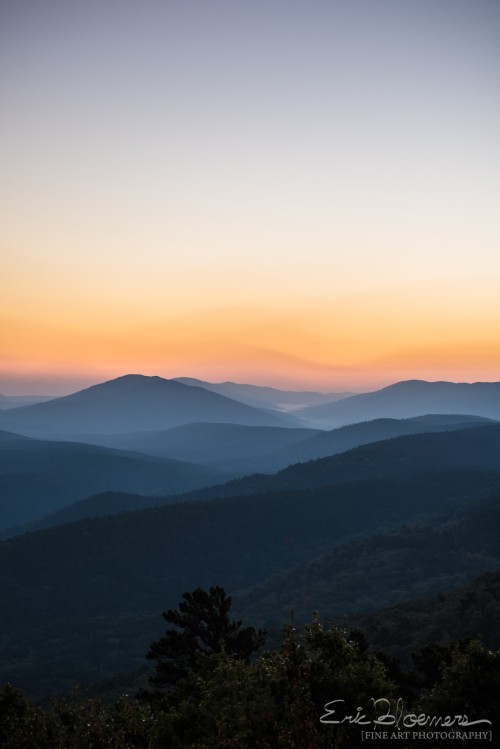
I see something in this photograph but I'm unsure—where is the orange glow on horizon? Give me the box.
[2,283,499,395]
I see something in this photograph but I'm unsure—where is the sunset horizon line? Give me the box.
[2,370,500,399]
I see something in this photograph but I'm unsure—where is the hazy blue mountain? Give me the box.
[296,379,500,428]
[0,394,54,410]
[0,435,225,530]
[0,374,299,436]
[180,423,500,502]
[174,376,352,411]
[9,420,499,537]
[278,413,494,465]
[71,414,493,476]
[0,428,30,442]
[1,491,180,538]
[74,423,321,473]
[2,466,498,697]
[53,422,500,529]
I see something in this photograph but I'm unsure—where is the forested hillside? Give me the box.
[2,468,500,696]
[0,435,224,530]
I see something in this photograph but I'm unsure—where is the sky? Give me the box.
[1,0,499,395]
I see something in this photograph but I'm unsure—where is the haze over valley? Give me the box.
[1,372,500,706]
[2,1,499,742]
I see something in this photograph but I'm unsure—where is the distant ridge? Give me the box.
[0,429,30,442]
[74,414,493,475]
[174,377,352,411]
[8,422,500,536]
[0,394,55,410]
[0,374,300,435]
[296,379,500,428]
[0,433,226,530]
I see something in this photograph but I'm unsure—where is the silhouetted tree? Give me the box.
[146,586,266,690]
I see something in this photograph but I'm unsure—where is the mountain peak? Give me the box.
[0,374,296,435]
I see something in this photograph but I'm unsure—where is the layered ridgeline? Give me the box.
[3,375,498,437]
[6,422,500,536]
[0,374,301,436]
[174,376,351,411]
[296,379,500,428]
[0,430,226,531]
[2,424,500,697]
[81,414,494,475]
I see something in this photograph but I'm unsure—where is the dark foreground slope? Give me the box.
[232,493,500,629]
[1,465,500,697]
[354,568,500,665]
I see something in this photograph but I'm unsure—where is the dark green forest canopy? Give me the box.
[2,423,500,702]
[2,471,500,698]
[1,596,499,749]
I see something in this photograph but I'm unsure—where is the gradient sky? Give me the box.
[1,0,499,394]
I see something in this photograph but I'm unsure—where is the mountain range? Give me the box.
[174,377,351,411]
[2,372,500,702]
[296,379,500,428]
[69,414,491,476]
[2,375,499,439]
[0,374,300,436]
[5,421,500,537]
[2,420,500,697]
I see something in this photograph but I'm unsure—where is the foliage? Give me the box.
[146,586,266,690]
[416,639,500,725]
[356,568,500,665]
[142,611,399,749]
[2,606,500,749]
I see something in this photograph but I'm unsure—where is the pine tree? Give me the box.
[146,586,266,689]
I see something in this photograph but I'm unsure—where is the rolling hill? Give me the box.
[0,434,225,531]
[70,414,491,475]
[9,421,500,535]
[180,422,500,502]
[274,413,494,466]
[76,423,321,473]
[0,374,300,436]
[297,379,500,428]
[355,568,500,665]
[232,494,500,630]
[1,461,500,697]
[2,420,500,698]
